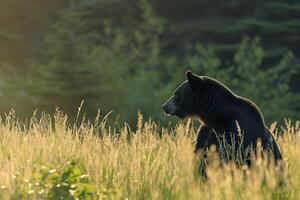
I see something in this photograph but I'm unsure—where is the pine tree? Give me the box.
[36,1,102,117]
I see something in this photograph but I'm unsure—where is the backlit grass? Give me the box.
[0,110,299,199]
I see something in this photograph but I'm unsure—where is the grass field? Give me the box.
[0,110,299,199]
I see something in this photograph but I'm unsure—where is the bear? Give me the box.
[162,70,283,176]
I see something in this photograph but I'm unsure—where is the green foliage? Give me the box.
[34,3,104,118]
[12,160,97,200]
[2,0,300,73]
[0,0,299,126]
[34,0,174,125]
[30,0,300,125]
[156,0,300,58]
[0,71,35,118]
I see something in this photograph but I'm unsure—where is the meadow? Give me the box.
[0,110,299,200]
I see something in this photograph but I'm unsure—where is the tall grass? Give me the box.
[0,110,299,199]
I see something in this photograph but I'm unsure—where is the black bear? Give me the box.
[162,70,283,175]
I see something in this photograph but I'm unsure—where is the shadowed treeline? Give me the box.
[0,0,299,126]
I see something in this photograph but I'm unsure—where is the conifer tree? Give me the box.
[36,1,102,117]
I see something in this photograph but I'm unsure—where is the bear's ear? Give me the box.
[185,70,202,91]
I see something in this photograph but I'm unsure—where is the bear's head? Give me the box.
[162,70,204,119]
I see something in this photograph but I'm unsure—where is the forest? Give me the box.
[0,0,300,126]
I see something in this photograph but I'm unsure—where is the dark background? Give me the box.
[0,0,299,126]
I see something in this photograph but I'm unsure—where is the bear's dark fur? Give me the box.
[162,70,283,175]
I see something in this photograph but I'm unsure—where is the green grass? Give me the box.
[0,110,299,199]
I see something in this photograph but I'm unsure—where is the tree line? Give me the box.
[0,0,299,126]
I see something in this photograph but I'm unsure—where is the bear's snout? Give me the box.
[162,97,177,116]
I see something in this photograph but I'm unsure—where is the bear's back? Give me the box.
[202,77,270,148]
[228,96,270,147]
